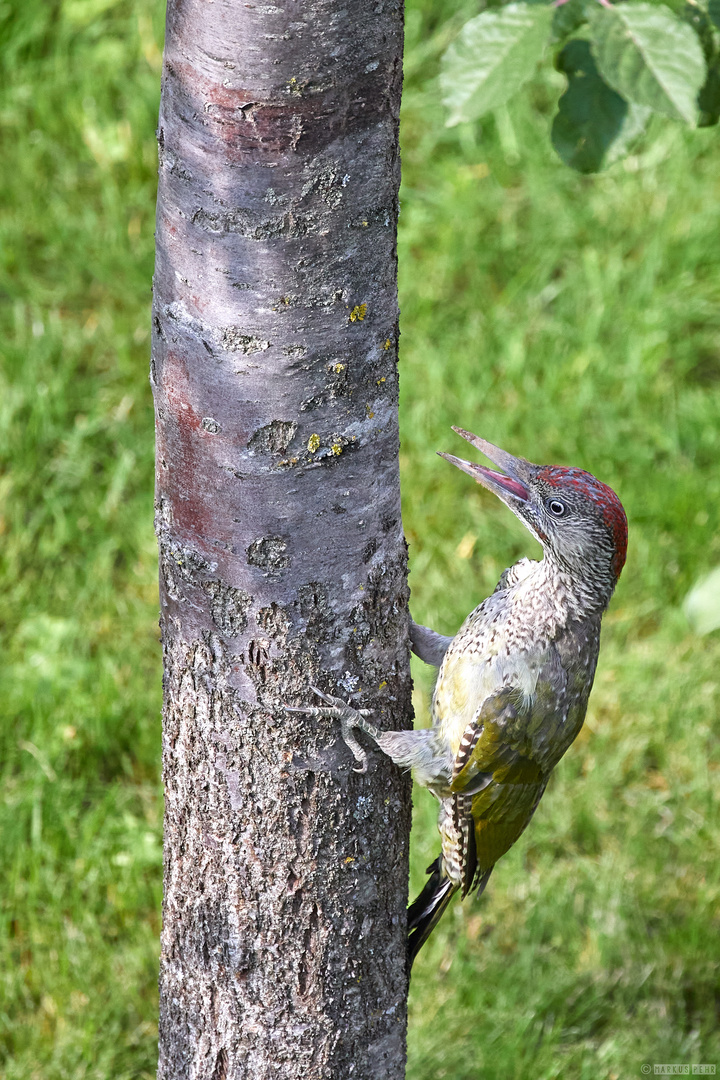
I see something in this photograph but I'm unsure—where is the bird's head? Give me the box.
[440,428,627,609]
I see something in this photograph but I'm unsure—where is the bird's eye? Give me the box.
[547,498,566,517]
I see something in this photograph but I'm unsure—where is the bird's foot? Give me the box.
[285,686,379,774]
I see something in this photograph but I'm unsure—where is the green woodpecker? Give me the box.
[296,428,627,965]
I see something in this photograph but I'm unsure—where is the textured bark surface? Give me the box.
[151,1,410,1077]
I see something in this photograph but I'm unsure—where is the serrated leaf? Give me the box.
[441,2,554,126]
[589,2,706,124]
[684,566,720,635]
[551,40,650,172]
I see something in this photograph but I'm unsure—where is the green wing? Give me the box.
[450,688,546,881]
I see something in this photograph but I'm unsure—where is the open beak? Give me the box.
[438,428,531,505]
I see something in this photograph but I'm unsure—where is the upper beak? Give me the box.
[438,427,531,504]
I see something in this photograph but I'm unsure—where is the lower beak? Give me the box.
[438,428,531,504]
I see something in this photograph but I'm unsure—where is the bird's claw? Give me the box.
[309,686,372,773]
[284,686,374,773]
[340,721,370,774]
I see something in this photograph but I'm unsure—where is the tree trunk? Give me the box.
[151,2,410,1077]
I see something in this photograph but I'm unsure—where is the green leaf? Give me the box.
[709,0,720,32]
[682,0,717,63]
[441,2,554,126]
[551,0,589,44]
[551,40,650,172]
[588,2,706,125]
[699,58,720,125]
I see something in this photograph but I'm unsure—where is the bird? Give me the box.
[294,427,627,966]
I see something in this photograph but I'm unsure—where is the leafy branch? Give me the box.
[440,0,720,172]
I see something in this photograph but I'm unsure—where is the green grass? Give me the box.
[0,1,163,1075]
[1,0,719,1076]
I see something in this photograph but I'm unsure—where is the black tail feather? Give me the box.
[407,857,457,966]
[407,858,495,967]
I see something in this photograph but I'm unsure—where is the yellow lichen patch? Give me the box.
[349,303,367,322]
[331,443,343,456]
[379,681,387,691]
[383,338,391,350]
[376,376,385,385]
[307,433,320,453]
[333,362,346,373]
[365,404,375,419]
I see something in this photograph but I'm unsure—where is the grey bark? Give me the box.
[151,2,410,1078]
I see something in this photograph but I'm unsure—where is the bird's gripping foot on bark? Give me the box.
[285,687,381,774]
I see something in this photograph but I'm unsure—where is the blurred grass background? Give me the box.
[1,0,719,1076]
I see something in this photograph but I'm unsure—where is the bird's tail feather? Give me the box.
[407,857,457,966]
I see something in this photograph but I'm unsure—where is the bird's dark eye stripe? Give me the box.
[547,498,566,516]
